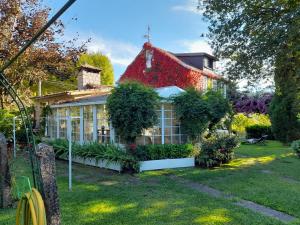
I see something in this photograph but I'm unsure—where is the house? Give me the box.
[119,42,226,92]
[33,42,226,145]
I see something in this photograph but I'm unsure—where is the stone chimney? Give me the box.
[77,64,102,90]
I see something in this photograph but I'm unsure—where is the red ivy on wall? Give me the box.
[119,42,221,90]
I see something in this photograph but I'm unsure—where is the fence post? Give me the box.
[35,143,61,225]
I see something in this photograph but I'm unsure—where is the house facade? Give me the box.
[34,42,226,145]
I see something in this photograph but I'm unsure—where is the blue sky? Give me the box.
[45,0,212,82]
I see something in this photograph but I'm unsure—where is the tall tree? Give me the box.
[77,53,114,85]
[0,0,86,108]
[199,0,300,142]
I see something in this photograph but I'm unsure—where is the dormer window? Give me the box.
[203,57,214,70]
[145,50,153,69]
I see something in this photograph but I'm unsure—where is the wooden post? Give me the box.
[0,133,12,208]
[35,143,61,225]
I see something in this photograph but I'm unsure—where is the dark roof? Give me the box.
[171,52,218,60]
[79,63,102,73]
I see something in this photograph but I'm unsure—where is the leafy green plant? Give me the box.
[291,140,300,157]
[197,135,239,168]
[246,125,272,139]
[172,88,210,143]
[172,88,232,142]
[204,90,233,130]
[231,113,271,136]
[135,144,198,161]
[47,139,140,172]
[107,81,159,145]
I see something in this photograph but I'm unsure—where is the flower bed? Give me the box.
[48,140,199,172]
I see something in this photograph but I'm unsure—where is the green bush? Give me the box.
[197,135,239,168]
[172,89,232,142]
[107,81,159,145]
[231,113,271,136]
[245,125,273,139]
[47,139,139,172]
[135,144,198,161]
[291,140,300,157]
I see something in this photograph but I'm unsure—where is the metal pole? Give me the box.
[13,116,16,158]
[67,110,72,191]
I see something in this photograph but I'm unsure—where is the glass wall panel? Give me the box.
[48,108,57,139]
[96,105,110,143]
[71,107,80,142]
[163,104,183,144]
[57,108,67,139]
[83,105,93,142]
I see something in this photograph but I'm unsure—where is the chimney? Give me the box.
[77,64,102,90]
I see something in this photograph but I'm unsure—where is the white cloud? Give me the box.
[86,36,140,67]
[171,0,203,14]
[179,39,212,54]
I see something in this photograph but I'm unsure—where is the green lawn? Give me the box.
[170,141,300,221]
[0,141,299,224]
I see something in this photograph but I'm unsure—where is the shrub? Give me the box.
[135,144,198,161]
[245,125,273,139]
[47,139,139,172]
[231,113,271,136]
[197,135,239,168]
[291,140,300,157]
[172,88,210,142]
[270,91,300,142]
[107,81,159,145]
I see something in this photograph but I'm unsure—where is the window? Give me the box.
[57,108,67,139]
[83,105,93,142]
[213,80,218,91]
[96,105,110,143]
[70,107,80,142]
[145,50,153,69]
[142,104,186,145]
[163,104,182,144]
[202,76,208,91]
[47,108,57,139]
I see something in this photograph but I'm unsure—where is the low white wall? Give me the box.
[66,156,122,172]
[139,157,195,172]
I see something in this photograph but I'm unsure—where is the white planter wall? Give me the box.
[67,156,122,172]
[62,156,195,173]
[139,157,195,172]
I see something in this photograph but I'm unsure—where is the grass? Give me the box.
[0,141,298,224]
[169,141,300,221]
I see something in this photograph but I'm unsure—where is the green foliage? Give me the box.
[269,71,300,142]
[205,90,233,129]
[172,88,232,142]
[199,0,300,81]
[200,1,300,143]
[47,139,139,172]
[77,53,114,85]
[0,109,17,138]
[107,81,160,144]
[245,125,272,139]
[172,88,210,142]
[231,113,271,136]
[135,144,198,161]
[197,135,239,168]
[291,140,300,157]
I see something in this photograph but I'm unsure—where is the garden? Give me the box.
[1,140,299,225]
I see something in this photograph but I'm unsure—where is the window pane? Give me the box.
[97,105,110,143]
[84,106,93,142]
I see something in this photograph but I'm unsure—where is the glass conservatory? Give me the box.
[46,86,187,145]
